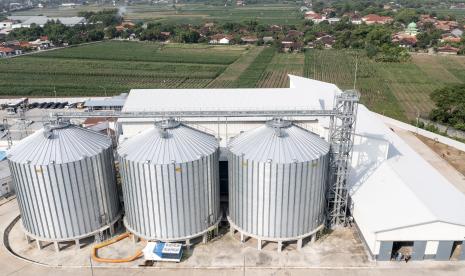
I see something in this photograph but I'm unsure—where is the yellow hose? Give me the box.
[91,232,143,263]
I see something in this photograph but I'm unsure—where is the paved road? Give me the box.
[2,199,465,276]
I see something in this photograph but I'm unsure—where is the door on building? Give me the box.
[378,241,393,261]
[450,241,465,261]
[412,241,427,261]
[436,240,454,261]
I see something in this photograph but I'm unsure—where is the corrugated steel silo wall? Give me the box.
[228,153,329,239]
[120,150,220,240]
[9,147,120,240]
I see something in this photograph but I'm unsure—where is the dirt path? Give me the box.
[207,46,263,88]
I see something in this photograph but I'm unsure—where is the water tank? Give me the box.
[7,122,120,241]
[118,119,220,241]
[228,118,330,240]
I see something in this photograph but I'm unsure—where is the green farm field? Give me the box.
[0,41,248,96]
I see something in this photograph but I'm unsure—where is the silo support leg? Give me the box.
[229,226,235,235]
[109,224,115,236]
[311,234,317,243]
[132,235,139,244]
[278,241,283,253]
[54,241,60,252]
[186,239,191,249]
[214,226,219,236]
[36,240,43,250]
[240,233,245,243]
[202,234,207,244]
[297,239,303,250]
[75,239,80,250]
[257,239,262,250]
[25,234,32,244]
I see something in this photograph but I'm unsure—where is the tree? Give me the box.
[429,84,465,130]
[416,32,431,49]
[395,9,419,24]
[105,27,118,39]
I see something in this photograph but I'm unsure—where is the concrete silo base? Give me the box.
[22,214,122,253]
[227,216,324,252]
[123,217,221,247]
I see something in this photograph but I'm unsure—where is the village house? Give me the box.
[209,34,233,44]
[392,34,417,48]
[437,45,459,55]
[362,14,393,25]
[0,47,16,57]
[435,21,459,31]
[316,34,336,48]
[327,17,341,24]
[305,11,326,23]
[269,25,282,32]
[419,14,436,24]
[241,35,258,44]
[281,38,303,52]
[0,19,16,29]
[451,28,463,38]
[441,35,462,43]
[343,13,362,25]
[263,36,274,44]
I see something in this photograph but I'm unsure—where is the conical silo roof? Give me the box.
[8,121,112,165]
[118,118,218,164]
[229,118,329,163]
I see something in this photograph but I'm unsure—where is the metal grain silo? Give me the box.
[7,121,120,247]
[118,118,220,243]
[228,118,329,249]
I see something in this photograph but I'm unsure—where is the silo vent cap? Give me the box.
[266,118,292,137]
[155,118,181,130]
[155,118,180,138]
[43,121,70,139]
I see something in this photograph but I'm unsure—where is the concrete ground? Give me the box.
[7,199,367,268]
[2,199,465,275]
[389,125,465,195]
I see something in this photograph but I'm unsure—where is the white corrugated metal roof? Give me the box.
[122,76,339,113]
[351,105,465,233]
[8,16,85,26]
[229,119,329,163]
[7,123,112,165]
[118,120,218,164]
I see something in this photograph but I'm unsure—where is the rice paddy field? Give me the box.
[2,40,465,122]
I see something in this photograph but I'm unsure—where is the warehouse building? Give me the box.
[118,75,465,261]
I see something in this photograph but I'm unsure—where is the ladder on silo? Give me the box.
[327,90,359,227]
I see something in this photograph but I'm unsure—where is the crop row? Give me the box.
[233,47,275,88]
[35,41,242,65]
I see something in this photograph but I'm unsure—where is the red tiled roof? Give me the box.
[362,14,393,23]
[0,47,14,53]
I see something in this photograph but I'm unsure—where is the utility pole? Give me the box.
[353,55,358,90]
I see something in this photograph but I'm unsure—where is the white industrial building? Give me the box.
[118,75,465,261]
[8,16,86,28]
